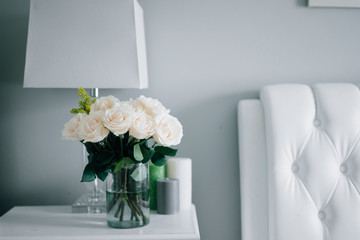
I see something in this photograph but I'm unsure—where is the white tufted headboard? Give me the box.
[238,83,360,240]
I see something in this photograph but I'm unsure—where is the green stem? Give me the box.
[107,171,123,213]
[107,192,120,212]
[119,135,123,156]
[134,194,149,224]
[114,194,123,218]
[117,164,128,221]
[119,199,125,221]
[127,198,140,222]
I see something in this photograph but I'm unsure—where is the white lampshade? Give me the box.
[24,0,148,89]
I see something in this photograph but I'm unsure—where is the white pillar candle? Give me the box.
[166,158,192,211]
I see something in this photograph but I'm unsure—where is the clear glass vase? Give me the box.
[106,162,150,228]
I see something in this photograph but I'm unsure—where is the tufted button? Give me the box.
[291,163,299,173]
[313,119,321,127]
[340,164,348,174]
[318,211,326,221]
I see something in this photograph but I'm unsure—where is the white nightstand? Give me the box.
[0,205,200,240]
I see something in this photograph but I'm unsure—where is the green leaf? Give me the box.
[130,165,147,181]
[141,145,154,163]
[84,142,98,155]
[151,152,166,166]
[138,138,148,146]
[87,153,95,163]
[113,161,125,173]
[81,164,96,182]
[113,157,133,173]
[94,151,114,166]
[96,170,108,182]
[133,144,144,161]
[154,146,178,156]
[105,132,116,151]
[107,132,116,143]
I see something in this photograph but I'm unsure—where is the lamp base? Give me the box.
[72,191,106,213]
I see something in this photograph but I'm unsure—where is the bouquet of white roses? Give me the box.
[62,88,183,227]
[62,88,183,181]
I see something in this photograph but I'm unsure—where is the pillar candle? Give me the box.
[166,158,192,211]
[157,178,179,214]
[149,163,166,210]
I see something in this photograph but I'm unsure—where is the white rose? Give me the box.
[130,112,155,140]
[103,103,134,136]
[128,98,146,113]
[90,95,119,113]
[78,111,110,143]
[134,95,169,117]
[62,113,87,141]
[153,114,183,147]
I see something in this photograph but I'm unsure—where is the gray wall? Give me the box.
[1,0,360,239]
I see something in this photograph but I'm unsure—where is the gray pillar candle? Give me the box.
[157,178,180,215]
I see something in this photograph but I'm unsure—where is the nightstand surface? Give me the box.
[0,205,200,240]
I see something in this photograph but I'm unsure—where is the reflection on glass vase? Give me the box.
[72,146,106,213]
[106,162,150,228]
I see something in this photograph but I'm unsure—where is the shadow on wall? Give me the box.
[296,0,309,7]
[175,90,257,240]
[0,1,29,216]
[0,0,87,215]
[0,125,18,216]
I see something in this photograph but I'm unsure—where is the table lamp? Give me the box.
[23,0,148,213]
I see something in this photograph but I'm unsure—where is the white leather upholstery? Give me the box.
[239,83,360,240]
